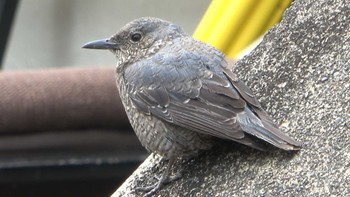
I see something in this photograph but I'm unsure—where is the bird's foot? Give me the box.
[135,171,183,197]
[153,170,182,185]
[134,181,162,197]
[134,158,182,196]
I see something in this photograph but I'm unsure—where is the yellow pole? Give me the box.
[192,0,230,42]
[226,0,280,58]
[205,0,256,52]
[266,0,292,30]
[193,0,293,58]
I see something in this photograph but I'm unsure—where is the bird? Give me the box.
[82,17,302,196]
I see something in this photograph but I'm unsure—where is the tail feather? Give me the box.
[237,107,302,151]
[230,135,267,151]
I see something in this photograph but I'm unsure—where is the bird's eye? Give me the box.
[131,33,142,42]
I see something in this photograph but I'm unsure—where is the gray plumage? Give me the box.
[83,17,301,196]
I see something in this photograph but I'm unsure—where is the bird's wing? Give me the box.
[124,46,301,150]
[124,47,268,149]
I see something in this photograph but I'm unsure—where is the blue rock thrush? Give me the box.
[83,17,301,196]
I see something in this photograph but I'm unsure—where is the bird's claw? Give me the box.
[134,172,182,197]
[134,181,162,197]
[134,158,183,196]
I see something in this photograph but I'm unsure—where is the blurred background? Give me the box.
[1,0,210,197]
[3,0,210,70]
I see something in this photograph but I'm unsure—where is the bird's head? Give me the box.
[82,17,186,67]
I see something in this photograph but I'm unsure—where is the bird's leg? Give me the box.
[135,157,179,197]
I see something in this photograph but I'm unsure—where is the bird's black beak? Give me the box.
[82,39,119,50]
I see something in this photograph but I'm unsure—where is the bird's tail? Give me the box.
[237,107,302,151]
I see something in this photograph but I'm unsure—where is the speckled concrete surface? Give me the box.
[113,0,350,196]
